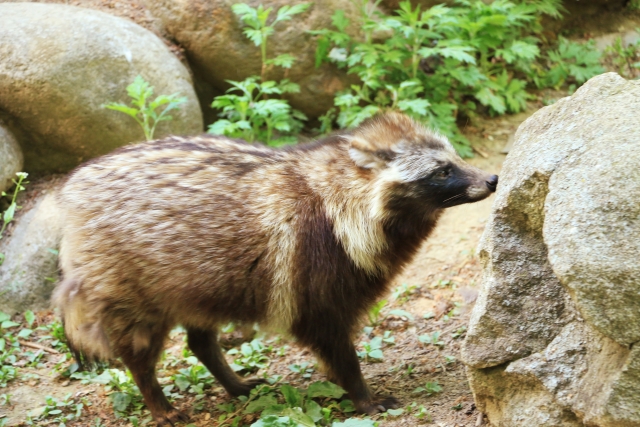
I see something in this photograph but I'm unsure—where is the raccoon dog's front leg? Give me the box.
[187,328,266,396]
[309,330,400,414]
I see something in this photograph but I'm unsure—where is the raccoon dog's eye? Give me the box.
[435,169,450,179]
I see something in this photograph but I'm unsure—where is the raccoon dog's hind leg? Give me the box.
[186,328,266,396]
[112,322,189,427]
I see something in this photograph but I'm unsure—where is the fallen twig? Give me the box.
[19,340,60,354]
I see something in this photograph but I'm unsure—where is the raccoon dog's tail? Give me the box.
[52,278,112,368]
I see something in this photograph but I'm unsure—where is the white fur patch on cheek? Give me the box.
[467,185,490,198]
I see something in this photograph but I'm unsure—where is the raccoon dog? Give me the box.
[53,112,498,425]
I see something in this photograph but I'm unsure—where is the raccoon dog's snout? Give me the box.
[486,174,499,192]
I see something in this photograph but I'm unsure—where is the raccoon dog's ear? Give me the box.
[345,136,396,170]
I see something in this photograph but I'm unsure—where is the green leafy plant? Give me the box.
[367,299,388,325]
[357,336,388,361]
[209,3,310,145]
[228,338,272,373]
[392,283,420,304]
[604,35,640,79]
[104,75,187,141]
[413,381,443,395]
[75,368,146,422]
[418,331,445,347]
[209,77,306,145]
[313,0,589,155]
[171,356,214,397]
[313,0,558,155]
[29,394,85,426]
[288,361,315,379]
[537,37,604,89]
[216,380,361,426]
[0,172,29,266]
[232,3,311,80]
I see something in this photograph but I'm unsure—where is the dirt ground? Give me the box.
[0,107,536,427]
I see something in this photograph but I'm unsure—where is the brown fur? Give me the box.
[53,112,497,425]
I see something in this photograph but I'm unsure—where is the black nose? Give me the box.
[486,175,498,192]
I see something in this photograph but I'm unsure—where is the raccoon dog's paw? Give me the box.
[356,395,401,415]
[228,378,269,397]
[154,408,190,427]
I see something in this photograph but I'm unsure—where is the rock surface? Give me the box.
[142,0,361,119]
[0,121,23,193]
[0,190,63,314]
[0,3,203,174]
[462,73,640,426]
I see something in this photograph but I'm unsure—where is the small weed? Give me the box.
[418,331,444,347]
[0,172,29,265]
[76,368,146,421]
[451,326,467,339]
[408,401,432,420]
[29,393,85,426]
[357,336,388,361]
[171,356,214,397]
[228,338,272,373]
[209,77,306,146]
[288,361,314,379]
[413,381,443,395]
[367,299,387,325]
[444,355,457,365]
[392,283,420,304]
[604,35,640,78]
[104,75,187,141]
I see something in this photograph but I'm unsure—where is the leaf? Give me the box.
[280,384,302,407]
[3,203,16,224]
[17,328,32,338]
[508,41,539,61]
[281,407,315,427]
[103,103,139,118]
[387,309,415,321]
[275,3,311,24]
[267,54,296,69]
[307,381,346,399]
[0,312,10,323]
[332,418,376,427]
[305,400,323,422]
[439,46,477,64]
[174,375,191,392]
[340,400,356,412]
[1,320,19,329]
[24,310,35,327]
[110,392,132,412]
[397,99,430,116]
[387,408,404,416]
[245,395,279,414]
[251,415,297,427]
[332,10,349,32]
[475,87,506,114]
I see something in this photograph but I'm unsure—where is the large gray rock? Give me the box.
[0,3,203,174]
[462,73,640,426]
[0,121,23,193]
[142,0,361,119]
[0,190,63,314]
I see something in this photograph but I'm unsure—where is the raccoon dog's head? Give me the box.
[347,112,498,212]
